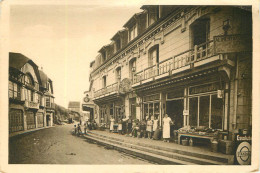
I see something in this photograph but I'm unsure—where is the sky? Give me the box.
[9,2,142,108]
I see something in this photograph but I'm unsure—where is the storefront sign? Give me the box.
[235,141,251,165]
[217,90,224,98]
[237,135,252,141]
[214,34,252,54]
[183,110,189,115]
[189,82,222,95]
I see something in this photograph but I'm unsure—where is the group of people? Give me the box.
[73,119,97,136]
[109,114,174,142]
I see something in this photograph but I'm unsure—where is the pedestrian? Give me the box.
[162,114,172,142]
[127,117,132,135]
[146,118,153,139]
[122,115,128,135]
[152,116,159,138]
[140,119,146,138]
[84,122,87,134]
[77,123,82,136]
[74,124,77,135]
[118,117,123,135]
[110,116,115,132]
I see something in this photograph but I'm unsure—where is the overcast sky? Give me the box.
[9,2,142,108]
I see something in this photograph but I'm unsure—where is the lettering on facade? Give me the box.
[189,82,222,95]
[143,94,160,102]
[214,34,252,54]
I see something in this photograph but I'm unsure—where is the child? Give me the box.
[146,118,153,139]
[77,123,82,136]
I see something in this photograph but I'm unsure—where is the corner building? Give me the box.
[9,53,55,133]
[88,6,252,140]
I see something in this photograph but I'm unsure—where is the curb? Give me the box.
[9,126,55,138]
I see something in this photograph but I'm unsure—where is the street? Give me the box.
[9,124,152,164]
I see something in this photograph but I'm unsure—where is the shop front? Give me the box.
[143,94,160,122]
[26,110,36,130]
[9,108,24,133]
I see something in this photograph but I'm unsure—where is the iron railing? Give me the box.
[94,82,119,98]
[133,40,214,84]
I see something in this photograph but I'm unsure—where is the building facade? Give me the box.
[87,6,252,140]
[9,52,55,133]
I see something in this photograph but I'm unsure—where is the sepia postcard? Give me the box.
[0,0,259,173]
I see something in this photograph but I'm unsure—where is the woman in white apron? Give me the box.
[163,114,172,142]
[110,116,115,132]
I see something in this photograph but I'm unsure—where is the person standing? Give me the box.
[163,114,172,142]
[110,116,115,132]
[146,118,153,139]
[118,117,123,134]
[152,116,159,139]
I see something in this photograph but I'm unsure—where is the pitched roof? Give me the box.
[68,101,80,108]
[9,52,30,69]
[39,70,48,88]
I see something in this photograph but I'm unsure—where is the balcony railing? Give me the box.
[133,40,214,84]
[94,82,119,98]
[25,100,39,109]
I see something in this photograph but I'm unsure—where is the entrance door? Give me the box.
[9,109,24,133]
[26,111,35,129]
[37,112,44,128]
[166,99,184,130]
[46,115,50,126]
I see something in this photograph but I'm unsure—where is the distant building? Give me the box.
[9,52,55,133]
[68,101,81,122]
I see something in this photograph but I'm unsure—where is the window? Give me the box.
[102,51,106,63]
[129,25,137,41]
[149,45,159,66]
[189,94,223,129]
[9,81,21,100]
[46,97,50,107]
[25,74,34,87]
[148,6,159,26]
[102,76,107,88]
[190,18,210,47]
[116,39,121,51]
[129,58,136,80]
[116,67,121,82]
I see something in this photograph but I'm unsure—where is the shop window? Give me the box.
[116,67,121,82]
[189,94,223,129]
[211,95,223,129]
[189,97,198,127]
[199,96,210,127]
[129,25,137,41]
[149,45,159,66]
[190,18,210,47]
[110,104,113,115]
[9,81,21,100]
[148,6,159,26]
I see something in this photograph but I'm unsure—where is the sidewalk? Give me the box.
[83,129,234,165]
[9,126,55,138]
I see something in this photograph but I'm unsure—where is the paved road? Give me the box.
[9,124,152,164]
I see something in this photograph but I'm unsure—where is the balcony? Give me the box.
[93,82,119,100]
[25,100,39,109]
[46,102,55,109]
[133,40,221,86]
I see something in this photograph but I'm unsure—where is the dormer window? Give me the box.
[115,39,121,51]
[102,51,107,63]
[148,6,159,26]
[129,25,137,41]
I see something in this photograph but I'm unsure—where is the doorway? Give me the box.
[166,99,184,130]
